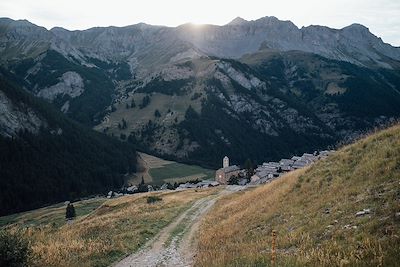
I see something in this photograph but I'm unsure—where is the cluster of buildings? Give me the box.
[175,180,220,190]
[250,151,333,185]
[108,150,335,199]
[215,150,334,185]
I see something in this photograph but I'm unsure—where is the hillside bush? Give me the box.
[0,230,32,267]
[65,203,76,220]
[147,196,162,204]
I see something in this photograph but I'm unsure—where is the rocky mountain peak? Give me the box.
[345,23,369,31]
[50,26,69,32]
[341,23,371,37]
[227,17,248,26]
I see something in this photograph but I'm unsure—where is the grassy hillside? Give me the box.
[195,124,400,266]
[0,198,106,228]
[1,188,220,267]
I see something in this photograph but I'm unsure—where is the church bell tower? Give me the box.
[223,156,229,168]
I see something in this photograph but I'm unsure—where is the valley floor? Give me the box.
[129,152,214,186]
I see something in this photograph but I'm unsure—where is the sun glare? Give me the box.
[188,22,205,27]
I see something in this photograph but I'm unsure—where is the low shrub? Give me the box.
[147,196,162,204]
[0,230,32,267]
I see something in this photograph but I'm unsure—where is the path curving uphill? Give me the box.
[113,186,243,267]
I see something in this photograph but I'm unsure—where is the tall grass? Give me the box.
[7,188,220,267]
[195,124,400,266]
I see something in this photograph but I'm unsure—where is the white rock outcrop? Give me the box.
[37,71,84,101]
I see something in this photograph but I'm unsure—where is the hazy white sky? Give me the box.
[1,0,399,46]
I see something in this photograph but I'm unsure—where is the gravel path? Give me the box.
[113,186,244,267]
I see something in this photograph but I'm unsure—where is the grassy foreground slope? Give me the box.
[196,125,400,266]
[2,188,220,267]
[0,198,106,228]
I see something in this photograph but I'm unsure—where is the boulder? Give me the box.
[160,183,169,190]
[127,185,138,192]
[356,208,371,217]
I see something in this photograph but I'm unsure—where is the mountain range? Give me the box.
[1,16,400,169]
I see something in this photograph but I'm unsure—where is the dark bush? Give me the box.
[139,95,151,109]
[147,196,162,204]
[65,203,76,220]
[0,230,32,267]
[228,175,239,185]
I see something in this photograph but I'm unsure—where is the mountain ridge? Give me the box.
[1,16,400,67]
[1,16,400,167]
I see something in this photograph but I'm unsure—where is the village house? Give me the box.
[215,156,241,184]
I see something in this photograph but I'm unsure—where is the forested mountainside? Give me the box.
[0,75,136,216]
[1,17,400,168]
[100,52,400,168]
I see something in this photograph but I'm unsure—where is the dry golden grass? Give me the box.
[9,188,220,267]
[195,125,400,267]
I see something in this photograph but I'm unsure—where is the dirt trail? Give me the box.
[113,186,243,267]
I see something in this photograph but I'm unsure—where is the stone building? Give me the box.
[215,156,241,184]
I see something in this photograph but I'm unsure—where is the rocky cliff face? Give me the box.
[0,90,44,138]
[1,17,400,166]
[37,71,84,101]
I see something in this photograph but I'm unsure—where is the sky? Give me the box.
[1,0,399,46]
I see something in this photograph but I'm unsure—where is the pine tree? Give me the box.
[66,203,76,220]
[138,176,148,192]
[121,118,127,129]
[130,99,136,108]
[244,159,254,181]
